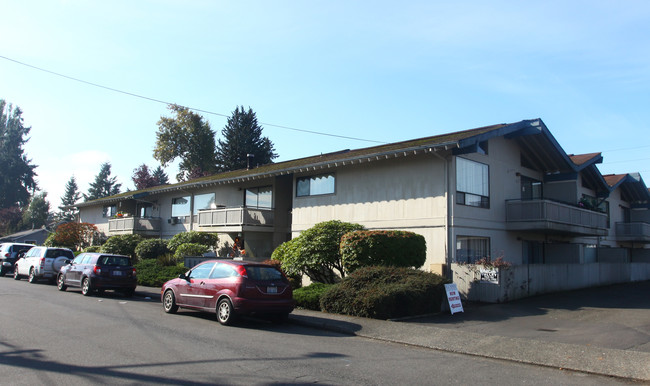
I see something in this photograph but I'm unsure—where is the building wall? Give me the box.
[291,153,449,268]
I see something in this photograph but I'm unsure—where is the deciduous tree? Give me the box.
[154,104,217,181]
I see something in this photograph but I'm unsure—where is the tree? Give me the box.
[20,192,50,230]
[216,106,278,172]
[84,162,121,201]
[0,206,22,236]
[151,166,169,185]
[59,176,81,222]
[154,104,217,181]
[132,164,158,190]
[45,222,99,250]
[0,100,37,210]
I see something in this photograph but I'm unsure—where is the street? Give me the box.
[0,277,628,385]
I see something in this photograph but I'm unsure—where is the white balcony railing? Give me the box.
[506,199,608,235]
[197,207,274,227]
[615,222,650,242]
[108,217,162,233]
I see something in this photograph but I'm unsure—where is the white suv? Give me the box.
[14,247,75,283]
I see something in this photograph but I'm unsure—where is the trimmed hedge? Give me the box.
[293,283,333,311]
[340,230,426,273]
[320,266,449,320]
[167,231,218,253]
[135,259,187,287]
[174,243,209,258]
[135,239,170,260]
[102,234,144,260]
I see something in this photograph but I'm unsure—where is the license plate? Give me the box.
[112,271,123,276]
[267,286,277,294]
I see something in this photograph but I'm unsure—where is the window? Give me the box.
[246,187,272,208]
[521,176,542,200]
[297,173,335,197]
[194,193,216,214]
[103,205,117,217]
[456,158,489,208]
[455,236,490,264]
[137,203,153,218]
[189,262,215,279]
[210,263,238,279]
[171,196,191,217]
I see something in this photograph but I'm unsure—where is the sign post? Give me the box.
[444,283,464,314]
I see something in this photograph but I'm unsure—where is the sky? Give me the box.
[1,0,649,208]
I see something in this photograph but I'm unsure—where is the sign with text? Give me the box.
[479,267,499,284]
[444,283,464,314]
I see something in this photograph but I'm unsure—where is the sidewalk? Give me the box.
[287,281,650,382]
[137,282,650,381]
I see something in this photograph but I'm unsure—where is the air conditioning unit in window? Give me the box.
[168,217,180,225]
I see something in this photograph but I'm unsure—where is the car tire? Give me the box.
[13,268,20,280]
[28,268,36,284]
[163,290,178,314]
[0,267,5,277]
[122,289,135,298]
[57,274,67,291]
[217,298,236,326]
[81,277,93,296]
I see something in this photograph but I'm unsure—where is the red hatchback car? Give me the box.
[161,260,295,325]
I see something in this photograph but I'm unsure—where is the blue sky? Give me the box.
[1,1,649,207]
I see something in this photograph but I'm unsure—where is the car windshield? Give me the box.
[99,256,131,266]
[246,266,284,281]
[45,249,74,259]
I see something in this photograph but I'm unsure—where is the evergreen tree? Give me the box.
[154,104,217,181]
[21,192,50,230]
[216,106,278,172]
[0,100,37,209]
[152,166,169,185]
[59,176,81,222]
[84,162,121,201]
[132,164,158,190]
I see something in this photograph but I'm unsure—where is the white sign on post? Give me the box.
[444,283,464,314]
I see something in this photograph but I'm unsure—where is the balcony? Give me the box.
[197,207,274,231]
[615,222,650,243]
[108,217,162,236]
[506,199,608,236]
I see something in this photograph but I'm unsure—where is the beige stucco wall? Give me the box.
[291,154,449,268]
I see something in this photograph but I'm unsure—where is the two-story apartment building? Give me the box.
[74,118,650,273]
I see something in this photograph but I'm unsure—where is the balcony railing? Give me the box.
[197,207,274,228]
[506,199,608,236]
[108,217,162,235]
[615,222,650,242]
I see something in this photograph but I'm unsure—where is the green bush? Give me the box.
[135,238,170,260]
[262,259,302,289]
[340,230,426,273]
[84,246,102,253]
[101,234,144,260]
[272,220,365,284]
[174,242,209,258]
[320,266,449,320]
[293,283,333,311]
[135,259,187,287]
[167,231,218,253]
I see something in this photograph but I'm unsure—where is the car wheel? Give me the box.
[13,268,20,280]
[163,290,178,314]
[122,289,135,298]
[0,267,5,277]
[81,277,93,296]
[57,274,67,291]
[217,298,236,326]
[28,268,36,283]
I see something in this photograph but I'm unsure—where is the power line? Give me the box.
[0,54,387,145]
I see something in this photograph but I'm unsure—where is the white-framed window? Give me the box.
[456,157,489,208]
[296,173,335,197]
[246,186,272,208]
[193,193,216,214]
[171,196,191,217]
[455,236,490,264]
[103,205,117,217]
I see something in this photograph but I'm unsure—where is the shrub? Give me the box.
[135,259,187,287]
[340,230,426,273]
[45,222,100,250]
[135,238,170,260]
[320,266,449,320]
[262,259,302,289]
[84,246,102,253]
[157,253,179,267]
[293,282,333,311]
[272,220,365,284]
[101,234,144,260]
[174,242,209,259]
[167,231,218,253]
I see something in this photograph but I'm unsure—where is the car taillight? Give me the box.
[39,258,45,269]
[132,268,137,276]
[93,265,101,275]
[4,253,9,258]
[235,265,248,278]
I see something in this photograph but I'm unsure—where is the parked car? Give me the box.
[14,246,74,283]
[57,252,137,297]
[161,260,296,325]
[0,243,35,276]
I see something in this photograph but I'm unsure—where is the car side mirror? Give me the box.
[18,252,25,258]
[63,259,71,265]
[178,273,189,281]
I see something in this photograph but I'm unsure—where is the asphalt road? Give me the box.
[0,277,630,385]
